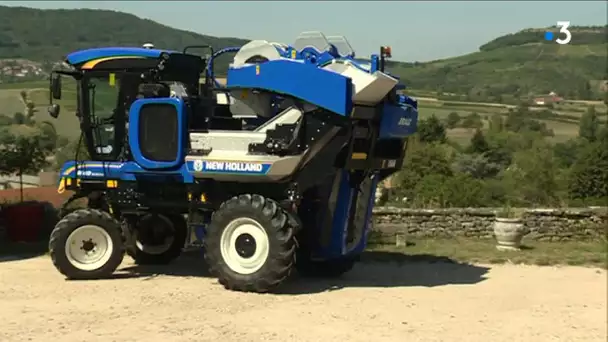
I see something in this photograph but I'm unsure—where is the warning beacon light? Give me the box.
[381,46,392,58]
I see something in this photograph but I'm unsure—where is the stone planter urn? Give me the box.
[493,218,526,251]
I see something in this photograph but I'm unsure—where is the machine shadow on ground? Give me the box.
[277,252,490,295]
[0,241,48,263]
[118,249,213,279]
[117,249,490,295]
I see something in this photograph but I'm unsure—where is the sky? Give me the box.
[1,1,606,62]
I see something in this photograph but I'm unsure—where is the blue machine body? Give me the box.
[65,47,174,65]
[59,39,418,262]
[226,60,353,116]
[221,43,417,260]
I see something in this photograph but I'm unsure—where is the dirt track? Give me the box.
[0,254,605,342]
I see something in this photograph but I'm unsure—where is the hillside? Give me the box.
[0,6,249,64]
[1,5,605,104]
[391,26,608,102]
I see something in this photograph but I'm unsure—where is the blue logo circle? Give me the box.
[544,31,554,41]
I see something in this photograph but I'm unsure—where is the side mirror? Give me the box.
[50,74,62,100]
[48,104,60,118]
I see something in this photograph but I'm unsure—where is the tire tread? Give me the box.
[49,208,124,279]
[204,194,297,293]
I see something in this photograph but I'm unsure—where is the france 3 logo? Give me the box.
[544,21,572,45]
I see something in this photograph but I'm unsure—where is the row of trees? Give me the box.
[389,105,608,208]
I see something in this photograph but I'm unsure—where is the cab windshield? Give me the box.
[86,75,121,155]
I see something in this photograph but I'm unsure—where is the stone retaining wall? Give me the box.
[371,207,608,242]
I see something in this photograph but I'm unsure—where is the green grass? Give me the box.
[419,106,472,119]
[0,81,45,90]
[416,99,583,144]
[545,120,580,142]
[366,238,608,268]
[0,78,113,139]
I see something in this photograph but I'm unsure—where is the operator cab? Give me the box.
[49,46,209,161]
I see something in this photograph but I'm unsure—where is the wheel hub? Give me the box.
[81,239,96,253]
[65,224,114,271]
[220,217,270,275]
[235,233,256,258]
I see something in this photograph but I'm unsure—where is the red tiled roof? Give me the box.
[0,186,73,208]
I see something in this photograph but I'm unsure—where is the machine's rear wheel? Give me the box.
[204,194,297,293]
[294,228,357,278]
[49,209,125,279]
[126,213,187,265]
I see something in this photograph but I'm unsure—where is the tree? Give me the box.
[446,112,461,129]
[568,142,608,200]
[12,112,26,125]
[19,90,38,120]
[417,115,447,144]
[0,114,13,126]
[461,112,483,129]
[36,121,59,152]
[452,153,501,179]
[411,173,491,208]
[577,81,592,100]
[442,173,490,207]
[578,106,599,142]
[54,137,90,169]
[598,122,608,143]
[553,139,583,168]
[397,143,453,199]
[505,110,526,132]
[0,132,53,201]
[466,129,490,154]
[502,142,559,206]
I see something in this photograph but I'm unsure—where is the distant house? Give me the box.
[0,174,40,190]
[533,91,563,106]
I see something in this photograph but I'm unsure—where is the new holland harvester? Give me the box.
[47,31,418,292]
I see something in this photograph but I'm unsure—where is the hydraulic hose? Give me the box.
[206,46,241,88]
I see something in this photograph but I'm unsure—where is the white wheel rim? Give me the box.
[220,217,269,275]
[65,225,114,271]
[134,215,175,255]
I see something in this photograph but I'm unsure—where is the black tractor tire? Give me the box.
[49,208,125,279]
[57,206,80,221]
[57,192,110,220]
[204,194,297,293]
[295,254,357,278]
[294,227,357,278]
[126,214,188,265]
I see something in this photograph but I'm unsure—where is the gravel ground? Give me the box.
[0,254,605,342]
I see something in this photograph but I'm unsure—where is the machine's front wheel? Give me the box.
[49,209,125,279]
[126,213,187,265]
[204,195,297,293]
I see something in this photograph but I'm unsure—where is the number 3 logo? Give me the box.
[556,21,572,45]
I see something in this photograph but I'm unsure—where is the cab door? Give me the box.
[128,97,186,170]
